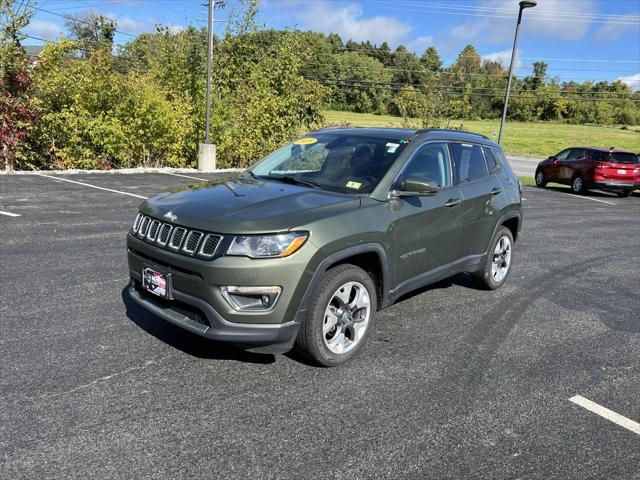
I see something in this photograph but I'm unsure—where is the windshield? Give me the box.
[598,152,639,164]
[250,133,410,194]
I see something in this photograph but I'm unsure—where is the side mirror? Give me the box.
[393,176,439,197]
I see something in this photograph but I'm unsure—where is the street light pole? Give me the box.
[498,0,536,145]
[204,0,214,144]
[198,0,217,171]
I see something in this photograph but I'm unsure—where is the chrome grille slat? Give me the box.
[156,224,172,246]
[146,220,160,241]
[182,231,203,254]
[132,213,143,233]
[199,234,221,257]
[169,227,187,250]
[131,214,222,259]
[138,216,151,237]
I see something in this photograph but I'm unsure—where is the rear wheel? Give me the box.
[571,175,586,195]
[295,264,376,367]
[473,226,514,290]
[617,189,632,198]
[535,169,547,188]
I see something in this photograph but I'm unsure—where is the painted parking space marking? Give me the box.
[0,210,21,217]
[34,173,147,199]
[524,187,617,206]
[162,172,209,182]
[569,395,640,435]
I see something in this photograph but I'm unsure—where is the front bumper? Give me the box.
[127,233,317,353]
[127,281,299,353]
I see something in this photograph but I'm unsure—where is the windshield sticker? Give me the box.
[293,137,318,145]
[386,142,400,153]
[346,181,362,189]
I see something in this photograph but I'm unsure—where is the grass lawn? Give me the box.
[322,110,640,159]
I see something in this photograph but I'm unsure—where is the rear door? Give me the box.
[449,142,502,258]
[391,142,462,285]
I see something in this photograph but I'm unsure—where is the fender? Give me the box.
[293,243,391,326]
[492,210,522,242]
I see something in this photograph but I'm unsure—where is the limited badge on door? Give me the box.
[142,266,170,299]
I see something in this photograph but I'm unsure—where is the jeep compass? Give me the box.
[127,128,523,366]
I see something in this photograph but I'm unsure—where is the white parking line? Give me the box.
[524,187,617,206]
[569,395,640,435]
[162,172,209,182]
[0,210,21,217]
[34,173,146,199]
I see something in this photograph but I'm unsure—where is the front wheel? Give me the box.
[571,175,586,195]
[473,226,514,290]
[295,264,377,367]
[535,169,547,188]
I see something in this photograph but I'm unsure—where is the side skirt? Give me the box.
[384,253,486,307]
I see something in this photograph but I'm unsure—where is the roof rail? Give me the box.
[415,128,491,140]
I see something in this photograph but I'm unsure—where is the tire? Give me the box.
[535,169,547,188]
[295,264,377,367]
[571,175,586,195]
[473,226,514,290]
[617,189,632,198]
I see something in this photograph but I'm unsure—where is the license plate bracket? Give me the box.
[142,264,173,300]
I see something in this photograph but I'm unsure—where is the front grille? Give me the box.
[131,214,222,260]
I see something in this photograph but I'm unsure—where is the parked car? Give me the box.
[535,147,640,197]
[126,128,522,366]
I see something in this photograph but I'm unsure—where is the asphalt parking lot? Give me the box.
[1,172,639,480]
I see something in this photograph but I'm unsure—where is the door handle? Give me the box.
[444,198,461,207]
[490,187,502,195]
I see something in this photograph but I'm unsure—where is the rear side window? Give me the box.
[449,143,488,183]
[483,147,501,172]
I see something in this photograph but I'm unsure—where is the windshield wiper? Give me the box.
[259,175,322,190]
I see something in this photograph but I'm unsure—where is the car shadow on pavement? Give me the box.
[394,272,478,305]
[121,287,276,364]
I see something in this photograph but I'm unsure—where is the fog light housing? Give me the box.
[220,286,282,312]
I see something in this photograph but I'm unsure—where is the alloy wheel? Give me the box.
[323,281,371,354]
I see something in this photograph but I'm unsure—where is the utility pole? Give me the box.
[498,0,536,145]
[198,0,216,171]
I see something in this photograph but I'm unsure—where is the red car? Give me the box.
[535,147,640,197]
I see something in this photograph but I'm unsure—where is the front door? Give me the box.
[391,142,462,286]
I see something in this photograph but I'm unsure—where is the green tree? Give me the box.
[65,11,116,57]
[0,0,36,171]
[420,46,442,72]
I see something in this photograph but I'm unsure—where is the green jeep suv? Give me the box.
[127,128,522,366]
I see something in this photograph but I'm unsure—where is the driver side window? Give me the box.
[399,142,451,188]
[555,149,571,161]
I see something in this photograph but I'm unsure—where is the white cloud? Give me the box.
[117,16,155,35]
[407,35,435,54]
[298,2,412,46]
[446,0,598,48]
[481,48,521,69]
[617,73,640,91]
[594,11,640,43]
[24,20,64,41]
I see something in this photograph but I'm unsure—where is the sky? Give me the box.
[21,0,640,89]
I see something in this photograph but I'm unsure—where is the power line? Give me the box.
[31,5,138,37]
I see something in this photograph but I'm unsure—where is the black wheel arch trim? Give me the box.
[294,243,391,323]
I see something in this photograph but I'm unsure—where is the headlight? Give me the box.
[226,232,309,258]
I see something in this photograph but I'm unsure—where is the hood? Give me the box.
[140,174,361,234]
